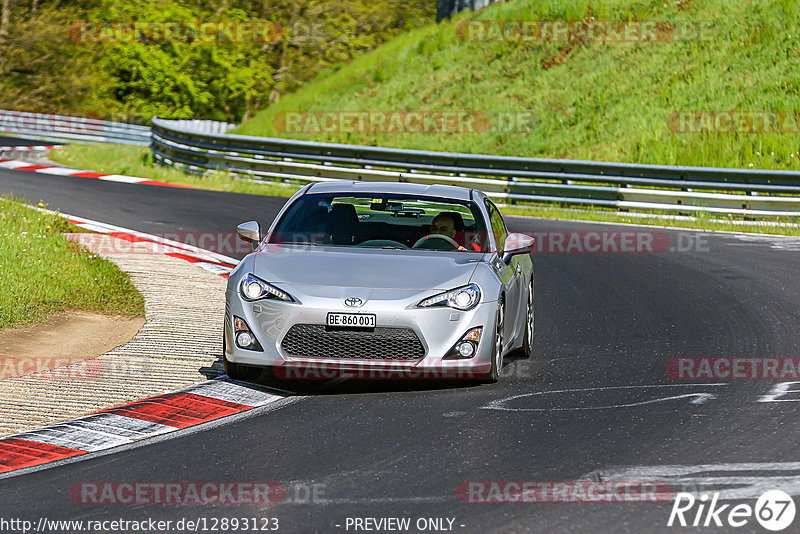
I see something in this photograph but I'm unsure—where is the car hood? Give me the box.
[253,245,482,290]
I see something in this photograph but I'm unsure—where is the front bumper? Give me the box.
[224,286,498,379]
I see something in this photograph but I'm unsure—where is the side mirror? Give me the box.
[501,233,535,264]
[237,221,262,249]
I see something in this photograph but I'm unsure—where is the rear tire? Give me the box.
[223,336,262,381]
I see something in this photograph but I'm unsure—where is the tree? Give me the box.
[0,0,12,38]
[0,0,434,121]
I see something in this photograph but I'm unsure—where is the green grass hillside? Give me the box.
[234,0,800,171]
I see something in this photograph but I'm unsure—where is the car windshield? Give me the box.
[268,193,490,252]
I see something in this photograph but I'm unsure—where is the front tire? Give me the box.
[484,299,505,383]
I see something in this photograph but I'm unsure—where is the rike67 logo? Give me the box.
[668,490,796,531]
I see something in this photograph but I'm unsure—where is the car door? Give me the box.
[485,199,523,345]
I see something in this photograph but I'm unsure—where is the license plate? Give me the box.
[327,312,376,328]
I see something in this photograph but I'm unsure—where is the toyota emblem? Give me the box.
[344,297,364,308]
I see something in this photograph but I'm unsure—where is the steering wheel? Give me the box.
[357,239,409,249]
[412,234,459,250]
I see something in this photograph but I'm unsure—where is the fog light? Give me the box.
[236,331,256,348]
[232,315,263,351]
[457,341,475,358]
[444,327,483,360]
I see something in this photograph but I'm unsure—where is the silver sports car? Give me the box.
[224,181,535,383]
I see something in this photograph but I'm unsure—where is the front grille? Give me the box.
[281,324,425,361]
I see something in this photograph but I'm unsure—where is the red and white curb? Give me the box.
[0,379,286,475]
[0,144,61,151]
[0,157,192,189]
[38,209,240,277]
[0,212,267,474]
[0,208,276,475]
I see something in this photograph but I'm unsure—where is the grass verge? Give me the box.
[0,196,144,330]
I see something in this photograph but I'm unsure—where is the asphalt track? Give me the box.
[0,136,54,147]
[2,154,800,533]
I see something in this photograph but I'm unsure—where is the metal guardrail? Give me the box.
[0,110,152,145]
[151,117,800,218]
[150,119,236,136]
[437,0,505,23]
[0,110,234,148]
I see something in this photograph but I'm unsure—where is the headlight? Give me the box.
[418,283,481,311]
[239,274,294,302]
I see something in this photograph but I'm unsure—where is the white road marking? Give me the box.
[314,496,452,505]
[482,384,727,412]
[584,462,800,500]
[757,381,800,402]
[725,234,800,251]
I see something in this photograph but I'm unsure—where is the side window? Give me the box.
[485,200,508,251]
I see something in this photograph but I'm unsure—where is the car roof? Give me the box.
[305,181,475,201]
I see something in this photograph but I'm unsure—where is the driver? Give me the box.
[430,213,467,251]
